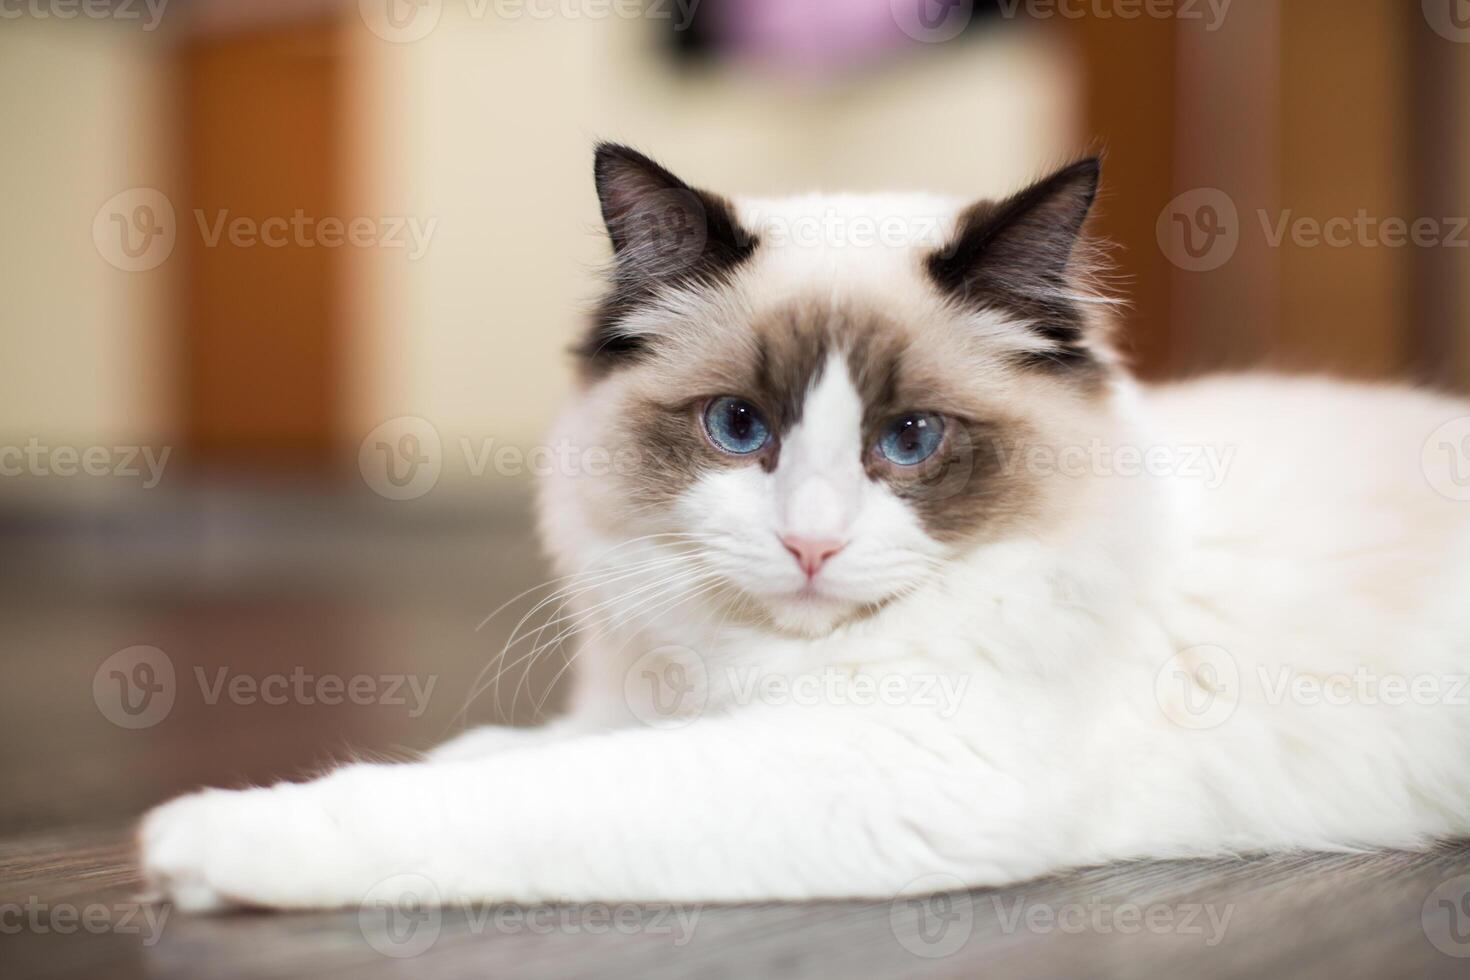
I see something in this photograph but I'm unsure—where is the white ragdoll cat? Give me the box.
[141,145,1470,911]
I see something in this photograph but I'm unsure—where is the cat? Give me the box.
[140,143,1470,911]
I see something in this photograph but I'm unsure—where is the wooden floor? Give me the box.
[3,484,1469,978]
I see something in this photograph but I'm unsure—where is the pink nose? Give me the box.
[781,536,845,578]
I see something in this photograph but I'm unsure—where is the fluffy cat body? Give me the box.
[140,148,1470,911]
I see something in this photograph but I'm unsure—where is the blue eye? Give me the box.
[877,413,945,466]
[703,396,771,455]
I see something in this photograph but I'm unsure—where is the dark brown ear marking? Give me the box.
[582,143,758,367]
[927,157,1101,370]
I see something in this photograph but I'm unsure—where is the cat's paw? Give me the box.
[138,790,235,912]
[139,782,378,911]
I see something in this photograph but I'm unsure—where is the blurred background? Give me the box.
[2,0,1469,833]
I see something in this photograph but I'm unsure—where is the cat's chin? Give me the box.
[760,592,862,638]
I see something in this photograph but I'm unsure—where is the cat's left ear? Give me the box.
[927,158,1102,363]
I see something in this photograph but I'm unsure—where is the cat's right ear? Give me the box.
[593,142,756,286]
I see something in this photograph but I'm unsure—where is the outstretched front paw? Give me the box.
[138,782,378,912]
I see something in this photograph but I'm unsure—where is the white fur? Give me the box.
[140,191,1470,912]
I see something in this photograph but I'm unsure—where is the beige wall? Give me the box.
[0,21,177,445]
[344,14,1080,473]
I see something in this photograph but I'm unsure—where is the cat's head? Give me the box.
[550,143,1126,637]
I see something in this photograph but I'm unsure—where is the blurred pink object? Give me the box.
[711,0,933,74]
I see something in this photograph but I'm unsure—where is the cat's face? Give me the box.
[554,145,1118,637]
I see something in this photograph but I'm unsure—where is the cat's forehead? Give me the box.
[729,192,963,296]
[611,193,1065,410]
[732,192,964,243]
